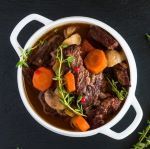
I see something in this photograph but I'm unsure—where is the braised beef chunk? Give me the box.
[47,34,64,50]
[100,97,122,112]
[104,62,130,87]
[89,97,122,128]
[113,62,130,86]
[29,43,50,67]
[29,34,64,67]
[88,26,119,49]
[64,45,83,66]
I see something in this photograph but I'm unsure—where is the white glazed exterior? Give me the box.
[10,14,143,139]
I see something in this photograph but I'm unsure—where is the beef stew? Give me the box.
[21,23,130,131]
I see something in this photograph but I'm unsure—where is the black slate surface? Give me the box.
[0,0,150,149]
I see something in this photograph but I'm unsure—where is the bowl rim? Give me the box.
[17,16,137,137]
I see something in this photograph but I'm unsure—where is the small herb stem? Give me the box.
[55,44,86,116]
[139,124,150,143]
[106,77,127,100]
[132,120,150,149]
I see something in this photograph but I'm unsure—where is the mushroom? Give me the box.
[44,90,65,112]
[106,49,126,67]
[63,33,81,46]
[64,26,77,38]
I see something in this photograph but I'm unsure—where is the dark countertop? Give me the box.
[0,0,150,148]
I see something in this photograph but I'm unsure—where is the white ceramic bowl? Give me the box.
[10,14,143,139]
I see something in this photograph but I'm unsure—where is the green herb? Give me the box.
[65,56,75,67]
[132,120,150,149]
[107,77,128,100]
[16,47,33,67]
[54,44,86,116]
[61,44,68,49]
[145,33,150,42]
[75,95,83,113]
[16,40,45,68]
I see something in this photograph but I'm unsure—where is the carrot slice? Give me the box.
[64,72,76,92]
[84,49,107,74]
[81,40,95,53]
[32,67,54,92]
[71,116,90,131]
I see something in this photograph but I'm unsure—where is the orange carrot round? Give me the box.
[32,67,54,92]
[64,72,76,92]
[71,116,90,131]
[84,49,107,74]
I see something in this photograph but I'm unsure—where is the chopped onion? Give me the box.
[64,26,77,38]
[106,49,126,67]
[63,33,81,46]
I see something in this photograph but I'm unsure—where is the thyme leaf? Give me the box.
[65,56,75,67]
[76,95,83,114]
[16,47,33,67]
[107,77,128,100]
[145,33,150,42]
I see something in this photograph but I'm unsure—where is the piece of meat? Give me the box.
[89,97,122,129]
[100,97,122,112]
[88,26,119,49]
[63,45,83,66]
[113,62,130,86]
[29,34,64,67]
[29,43,49,66]
[80,40,95,57]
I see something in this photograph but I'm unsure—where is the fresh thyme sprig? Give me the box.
[65,56,75,67]
[106,77,128,100]
[53,44,86,116]
[75,95,84,113]
[16,40,45,68]
[145,33,150,42]
[132,120,150,149]
[16,47,33,67]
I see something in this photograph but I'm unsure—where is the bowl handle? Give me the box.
[10,14,53,57]
[100,96,143,140]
